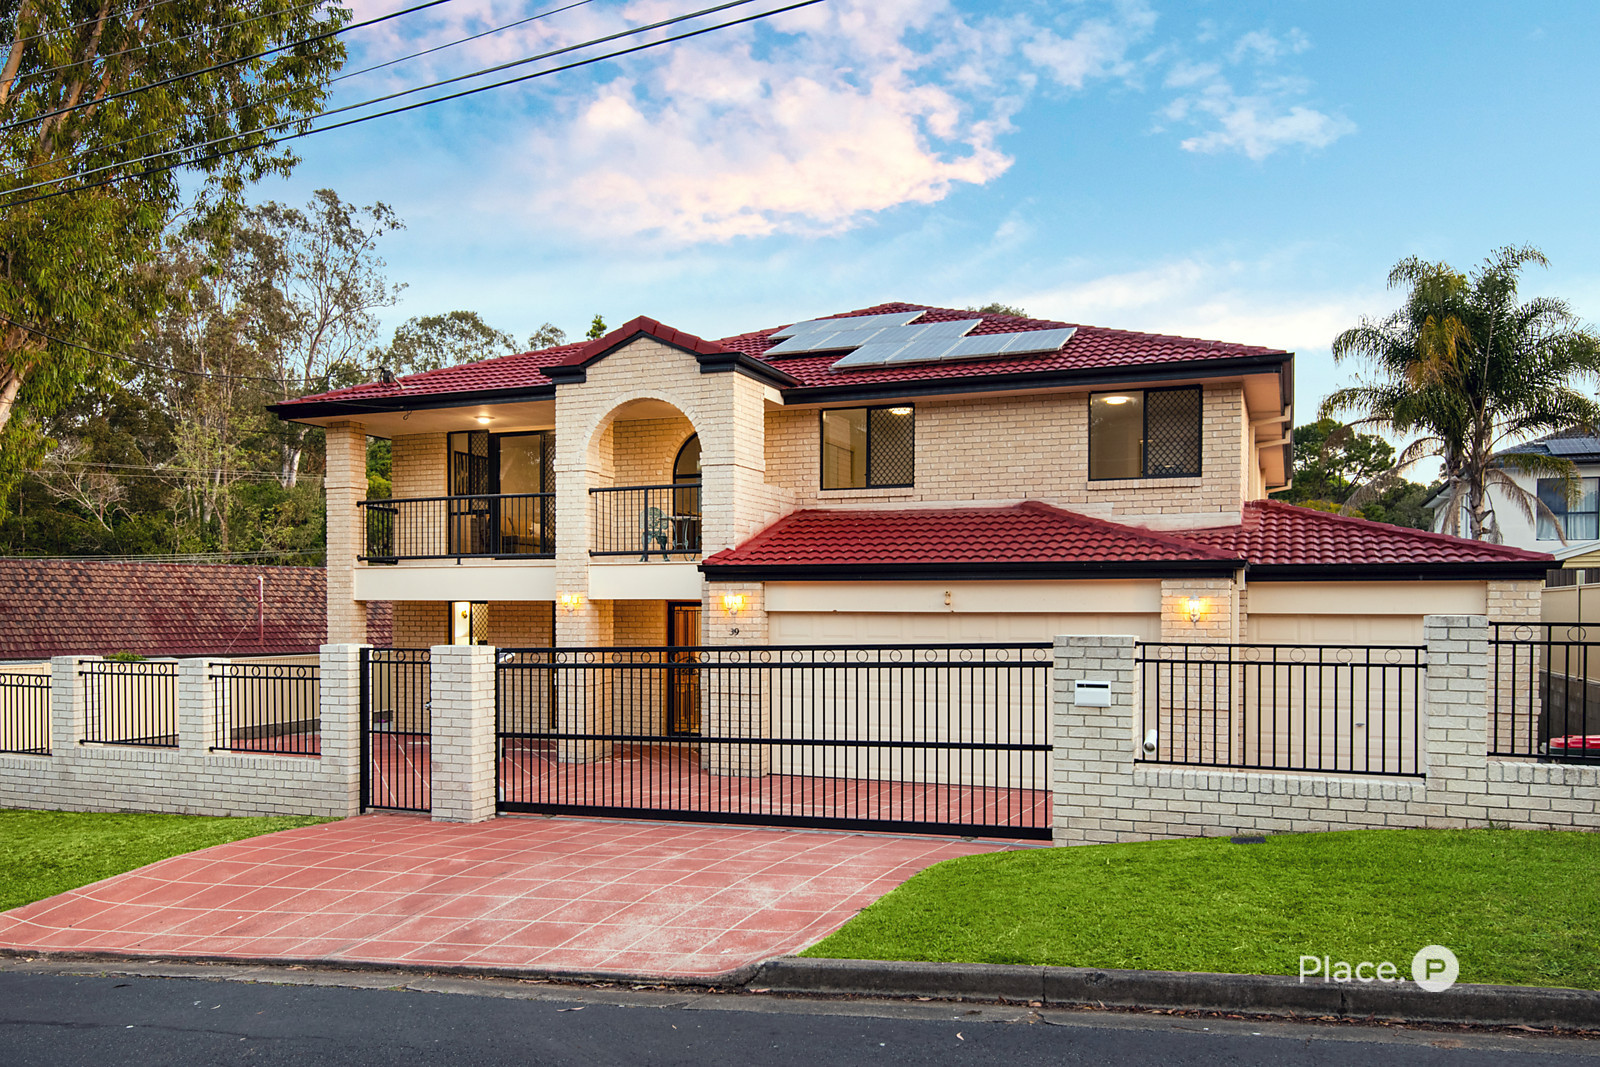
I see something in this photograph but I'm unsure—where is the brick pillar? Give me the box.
[325,420,369,645]
[1422,614,1491,828]
[429,644,497,823]
[50,655,91,756]
[1051,634,1140,845]
[1486,580,1543,756]
[320,644,366,817]
[704,582,770,777]
[177,658,218,757]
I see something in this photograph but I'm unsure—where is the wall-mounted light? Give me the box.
[1102,395,1134,406]
[721,592,745,616]
[1186,596,1205,624]
[558,592,584,614]
[475,415,493,425]
[888,406,913,416]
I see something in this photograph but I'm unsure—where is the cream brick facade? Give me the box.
[763,384,1248,527]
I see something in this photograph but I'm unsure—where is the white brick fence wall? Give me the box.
[0,646,365,819]
[1051,615,1600,844]
[1,620,1596,838]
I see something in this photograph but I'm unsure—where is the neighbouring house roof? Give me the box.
[1494,428,1600,465]
[0,560,392,660]
[701,499,1553,582]
[271,303,1293,418]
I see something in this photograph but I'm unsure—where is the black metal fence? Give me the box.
[589,483,701,558]
[209,662,321,756]
[1135,643,1425,776]
[361,648,431,811]
[1490,623,1600,762]
[81,660,179,748]
[0,672,50,755]
[359,493,555,561]
[495,644,1052,839]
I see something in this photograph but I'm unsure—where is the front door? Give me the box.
[666,602,701,736]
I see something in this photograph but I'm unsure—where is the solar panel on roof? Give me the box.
[770,311,921,339]
[996,328,1076,354]
[1544,438,1600,456]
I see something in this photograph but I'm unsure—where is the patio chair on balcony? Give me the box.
[641,506,672,561]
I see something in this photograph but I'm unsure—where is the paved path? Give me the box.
[0,814,1014,979]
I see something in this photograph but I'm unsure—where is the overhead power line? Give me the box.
[0,0,824,210]
[3,0,762,197]
[3,0,189,50]
[4,0,601,184]
[19,0,326,83]
[0,0,460,135]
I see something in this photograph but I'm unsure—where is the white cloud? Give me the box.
[1161,27,1352,160]
[1179,95,1356,160]
[510,0,1164,243]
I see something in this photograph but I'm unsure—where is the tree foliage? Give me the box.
[1323,246,1600,541]
[967,302,1028,317]
[0,0,350,512]
[1271,417,1436,530]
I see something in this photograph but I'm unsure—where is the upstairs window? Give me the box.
[1089,387,1202,480]
[1538,477,1600,540]
[821,406,914,489]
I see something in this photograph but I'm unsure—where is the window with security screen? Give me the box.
[1089,387,1201,479]
[821,405,915,489]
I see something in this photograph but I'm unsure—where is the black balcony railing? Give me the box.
[590,483,701,559]
[360,493,554,562]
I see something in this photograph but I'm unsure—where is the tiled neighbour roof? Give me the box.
[0,561,392,659]
[701,502,1242,573]
[1178,500,1553,568]
[274,302,1290,411]
[701,499,1552,576]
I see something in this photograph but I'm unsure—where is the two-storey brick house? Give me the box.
[272,302,1550,660]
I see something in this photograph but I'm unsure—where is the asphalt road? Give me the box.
[1,962,1597,1066]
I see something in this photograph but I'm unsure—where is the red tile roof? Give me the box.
[0,561,391,660]
[1183,500,1553,568]
[701,502,1242,572]
[274,302,1290,412]
[701,499,1552,577]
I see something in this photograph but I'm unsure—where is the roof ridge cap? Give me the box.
[1017,500,1243,559]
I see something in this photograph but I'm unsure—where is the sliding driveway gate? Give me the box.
[360,648,431,812]
[494,644,1053,839]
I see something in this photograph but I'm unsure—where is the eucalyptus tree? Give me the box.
[0,0,350,508]
[1323,246,1600,541]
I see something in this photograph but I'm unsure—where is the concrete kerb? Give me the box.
[750,957,1600,1030]
[7,945,1599,1030]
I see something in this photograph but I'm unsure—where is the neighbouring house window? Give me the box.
[1088,387,1202,480]
[1537,477,1600,540]
[450,601,489,645]
[820,406,914,489]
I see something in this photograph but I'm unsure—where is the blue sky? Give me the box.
[255,0,1600,417]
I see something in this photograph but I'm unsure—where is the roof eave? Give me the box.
[1245,561,1553,581]
[268,384,557,422]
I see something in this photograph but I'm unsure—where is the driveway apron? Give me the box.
[0,814,1017,978]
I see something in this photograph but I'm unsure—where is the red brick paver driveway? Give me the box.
[0,815,1018,979]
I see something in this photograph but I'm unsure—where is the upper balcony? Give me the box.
[360,492,555,563]
[358,482,704,563]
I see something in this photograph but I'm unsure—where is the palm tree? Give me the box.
[1322,245,1600,541]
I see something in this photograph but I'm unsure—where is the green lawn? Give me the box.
[0,809,333,912]
[805,829,1600,990]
